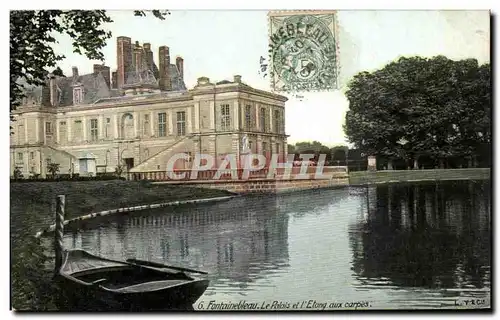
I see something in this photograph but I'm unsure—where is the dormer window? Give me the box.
[73,86,83,105]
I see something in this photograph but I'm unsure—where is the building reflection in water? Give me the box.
[63,188,350,296]
[349,181,491,291]
[64,194,296,290]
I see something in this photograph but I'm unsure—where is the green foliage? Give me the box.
[11,236,59,311]
[343,56,491,166]
[13,167,23,179]
[288,141,350,163]
[47,162,60,179]
[293,141,331,154]
[133,10,170,20]
[10,10,169,120]
[115,164,125,177]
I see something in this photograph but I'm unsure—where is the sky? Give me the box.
[52,10,490,147]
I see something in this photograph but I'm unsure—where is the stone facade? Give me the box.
[11,71,288,177]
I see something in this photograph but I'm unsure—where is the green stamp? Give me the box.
[268,11,339,93]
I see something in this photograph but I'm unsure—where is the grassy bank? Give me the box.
[349,168,491,186]
[10,180,232,311]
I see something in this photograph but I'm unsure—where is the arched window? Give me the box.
[121,113,135,139]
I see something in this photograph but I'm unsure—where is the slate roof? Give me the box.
[93,90,189,105]
[168,64,187,91]
[18,63,186,107]
[123,64,186,91]
[72,72,111,105]
[17,72,112,107]
[16,79,44,105]
[124,69,159,87]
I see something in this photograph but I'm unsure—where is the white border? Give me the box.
[3,1,497,319]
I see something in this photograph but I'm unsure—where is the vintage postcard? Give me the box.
[9,9,491,312]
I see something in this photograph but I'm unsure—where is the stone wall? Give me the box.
[155,177,349,194]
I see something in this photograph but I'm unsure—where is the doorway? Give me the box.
[124,158,134,170]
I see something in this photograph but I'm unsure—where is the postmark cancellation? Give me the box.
[268,10,339,93]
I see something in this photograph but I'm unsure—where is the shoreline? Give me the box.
[349,168,490,186]
[349,177,491,187]
[34,194,238,238]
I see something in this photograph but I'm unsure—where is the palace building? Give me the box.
[10,36,288,178]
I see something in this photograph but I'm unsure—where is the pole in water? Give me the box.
[54,195,66,277]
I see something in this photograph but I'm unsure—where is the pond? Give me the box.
[53,180,491,310]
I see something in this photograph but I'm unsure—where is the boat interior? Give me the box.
[69,266,192,290]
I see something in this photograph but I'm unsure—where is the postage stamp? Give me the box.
[268,10,339,93]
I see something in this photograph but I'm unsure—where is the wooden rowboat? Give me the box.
[56,249,209,311]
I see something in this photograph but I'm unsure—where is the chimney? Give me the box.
[41,85,51,106]
[159,46,171,91]
[233,75,242,83]
[116,36,133,89]
[143,43,155,74]
[72,66,79,78]
[93,64,111,89]
[49,74,58,107]
[176,56,184,80]
[133,41,144,73]
[111,71,118,89]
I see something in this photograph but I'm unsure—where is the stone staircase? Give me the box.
[43,145,79,174]
[129,135,193,172]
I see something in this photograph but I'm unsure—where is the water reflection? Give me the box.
[57,183,490,309]
[349,181,491,292]
[63,189,350,294]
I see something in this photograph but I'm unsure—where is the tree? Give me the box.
[10,10,169,122]
[47,162,60,179]
[343,56,490,169]
[13,167,23,179]
[115,164,125,178]
[289,141,333,162]
[331,145,349,165]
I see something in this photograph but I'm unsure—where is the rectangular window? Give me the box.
[73,120,82,142]
[262,142,268,155]
[274,110,280,133]
[143,120,150,136]
[45,122,52,135]
[60,121,66,126]
[143,114,150,136]
[105,118,110,138]
[30,152,34,159]
[17,152,23,161]
[177,111,186,136]
[276,143,280,155]
[245,105,252,129]
[73,88,83,105]
[17,124,25,144]
[90,119,98,141]
[158,112,167,137]
[260,107,266,132]
[220,104,230,131]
